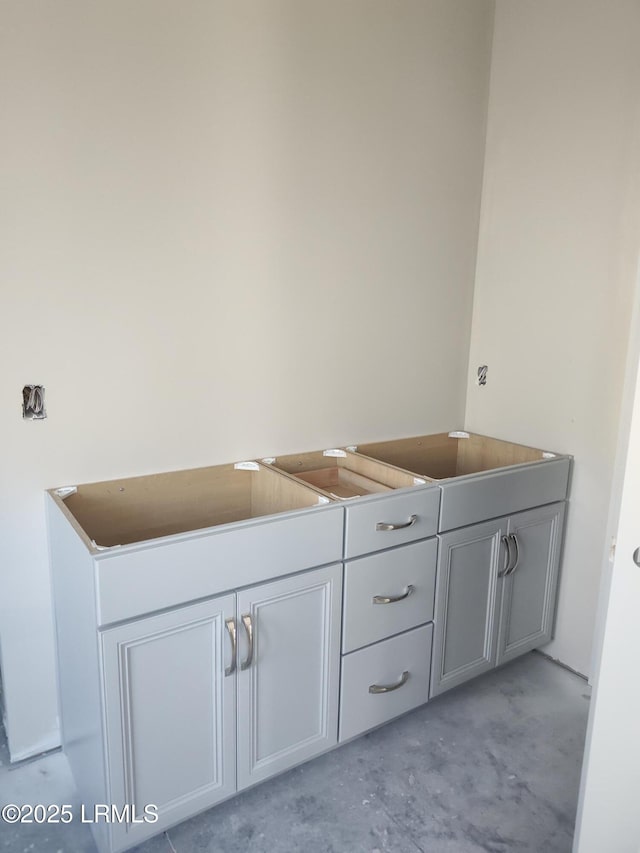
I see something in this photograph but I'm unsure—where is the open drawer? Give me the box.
[260,448,426,501]
[351,432,571,531]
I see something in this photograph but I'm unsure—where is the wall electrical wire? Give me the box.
[22,385,46,419]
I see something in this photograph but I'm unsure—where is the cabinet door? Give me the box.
[497,502,566,665]
[101,595,236,850]
[236,563,342,790]
[431,519,506,697]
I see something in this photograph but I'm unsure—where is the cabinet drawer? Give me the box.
[439,457,571,532]
[339,624,432,742]
[342,539,436,653]
[344,487,440,558]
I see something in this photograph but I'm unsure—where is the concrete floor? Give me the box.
[0,652,589,853]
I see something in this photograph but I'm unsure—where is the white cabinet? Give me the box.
[430,518,504,695]
[496,503,566,665]
[430,502,566,697]
[100,565,342,852]
[342,487,440,557]
[339,623,433,743]
[101,596,237,851]
[351,432,570,702]
[236,565,342,789]
[260,450,442,744]
[47,432,572,853]
[342,538,437,653]
[338,522,439,742]
[46,461,345,853]
[261,448,440,558]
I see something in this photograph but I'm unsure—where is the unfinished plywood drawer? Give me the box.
[260,448,426,501]
[352,432,571,532]
[342,539,436,653]
[48,462,343,624]
[343,486,440,558]
[339,624,433,742]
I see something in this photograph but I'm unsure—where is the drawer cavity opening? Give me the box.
[48,463,326,548]
[353,433,556,480]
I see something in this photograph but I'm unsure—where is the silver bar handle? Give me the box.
[373,584,415,605]
[376,514,417,532]
[507,534,520,575]
[369,670,410,694]
[633,547,640,567]
[224,617,237,677]
[498,534,513,577]
[240,613,254,671]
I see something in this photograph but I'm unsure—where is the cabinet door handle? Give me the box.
[373,584,415,605]
[224,617,237,677]
[376,514,417,532]
[240,614,254,671]
[634,547,640,567]
[369,670,410,694]
[507,534,520,576]
[498,534,513,577]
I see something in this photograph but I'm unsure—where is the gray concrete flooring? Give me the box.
[0,652,589,853]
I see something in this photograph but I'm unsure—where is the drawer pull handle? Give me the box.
[376,514,417,532]
[224,617,237,677]
[507,534,520,576]
[498,534,513,577]
[373,585,415,605]
[369,670,410,694]
[240,614,254,671]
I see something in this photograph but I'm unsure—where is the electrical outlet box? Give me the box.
[23,385,46,420]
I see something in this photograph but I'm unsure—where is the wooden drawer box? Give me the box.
[260,448,425,501]
[342,539,437,653]
[339,624,433,742]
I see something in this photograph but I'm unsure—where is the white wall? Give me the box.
[0,1,494,759]
[465,0,640,676]
[574,266,640,852]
